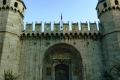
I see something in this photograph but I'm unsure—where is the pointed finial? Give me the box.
[61,13,62,21]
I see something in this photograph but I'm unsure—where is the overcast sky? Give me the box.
[23,0,99,23]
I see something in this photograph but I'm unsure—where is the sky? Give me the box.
[23,0,99,30]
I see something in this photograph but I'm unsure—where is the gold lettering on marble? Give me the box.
[53,52,70,59]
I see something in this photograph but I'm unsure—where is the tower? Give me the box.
[0,0,26,79]
[96,0,120,70]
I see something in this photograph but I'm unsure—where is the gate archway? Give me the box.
[43,43,83,80]
[55,64,69,80]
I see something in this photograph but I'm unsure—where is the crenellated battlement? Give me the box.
[23,22,100,33]
[21,21,102,39]
[0,0,26,18]
[96,0,120,18]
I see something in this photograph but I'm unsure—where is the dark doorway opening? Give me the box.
[55,64,69,80]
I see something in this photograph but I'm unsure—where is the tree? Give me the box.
[2,70,19,80]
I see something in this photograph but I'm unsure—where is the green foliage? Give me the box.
[2,70,19,80]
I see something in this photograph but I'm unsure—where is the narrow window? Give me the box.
[103,3,107,8]
[14,2,18,7]
[3,0,6,5]
[22,8,24,12]
[46,68,51,76]
[115,0,119,5]
[98,8,99,13]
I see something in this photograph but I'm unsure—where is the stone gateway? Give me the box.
[0,0,120,80]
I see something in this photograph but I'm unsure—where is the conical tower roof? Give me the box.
[98,0,106,2]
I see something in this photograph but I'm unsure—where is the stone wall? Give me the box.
[96,0,120,72]
[0,0,26,79]
[19,32,103,80]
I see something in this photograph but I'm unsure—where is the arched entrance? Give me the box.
[43,43,83,80]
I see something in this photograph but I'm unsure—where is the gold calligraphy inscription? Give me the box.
[53,52,70,59]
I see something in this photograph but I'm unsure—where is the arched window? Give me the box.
[103,3,107,8]
[14,2,18,7]
[3,0,6,5]
[115,0,119,5]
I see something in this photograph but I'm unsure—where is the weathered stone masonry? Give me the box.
[0,0,120,80]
